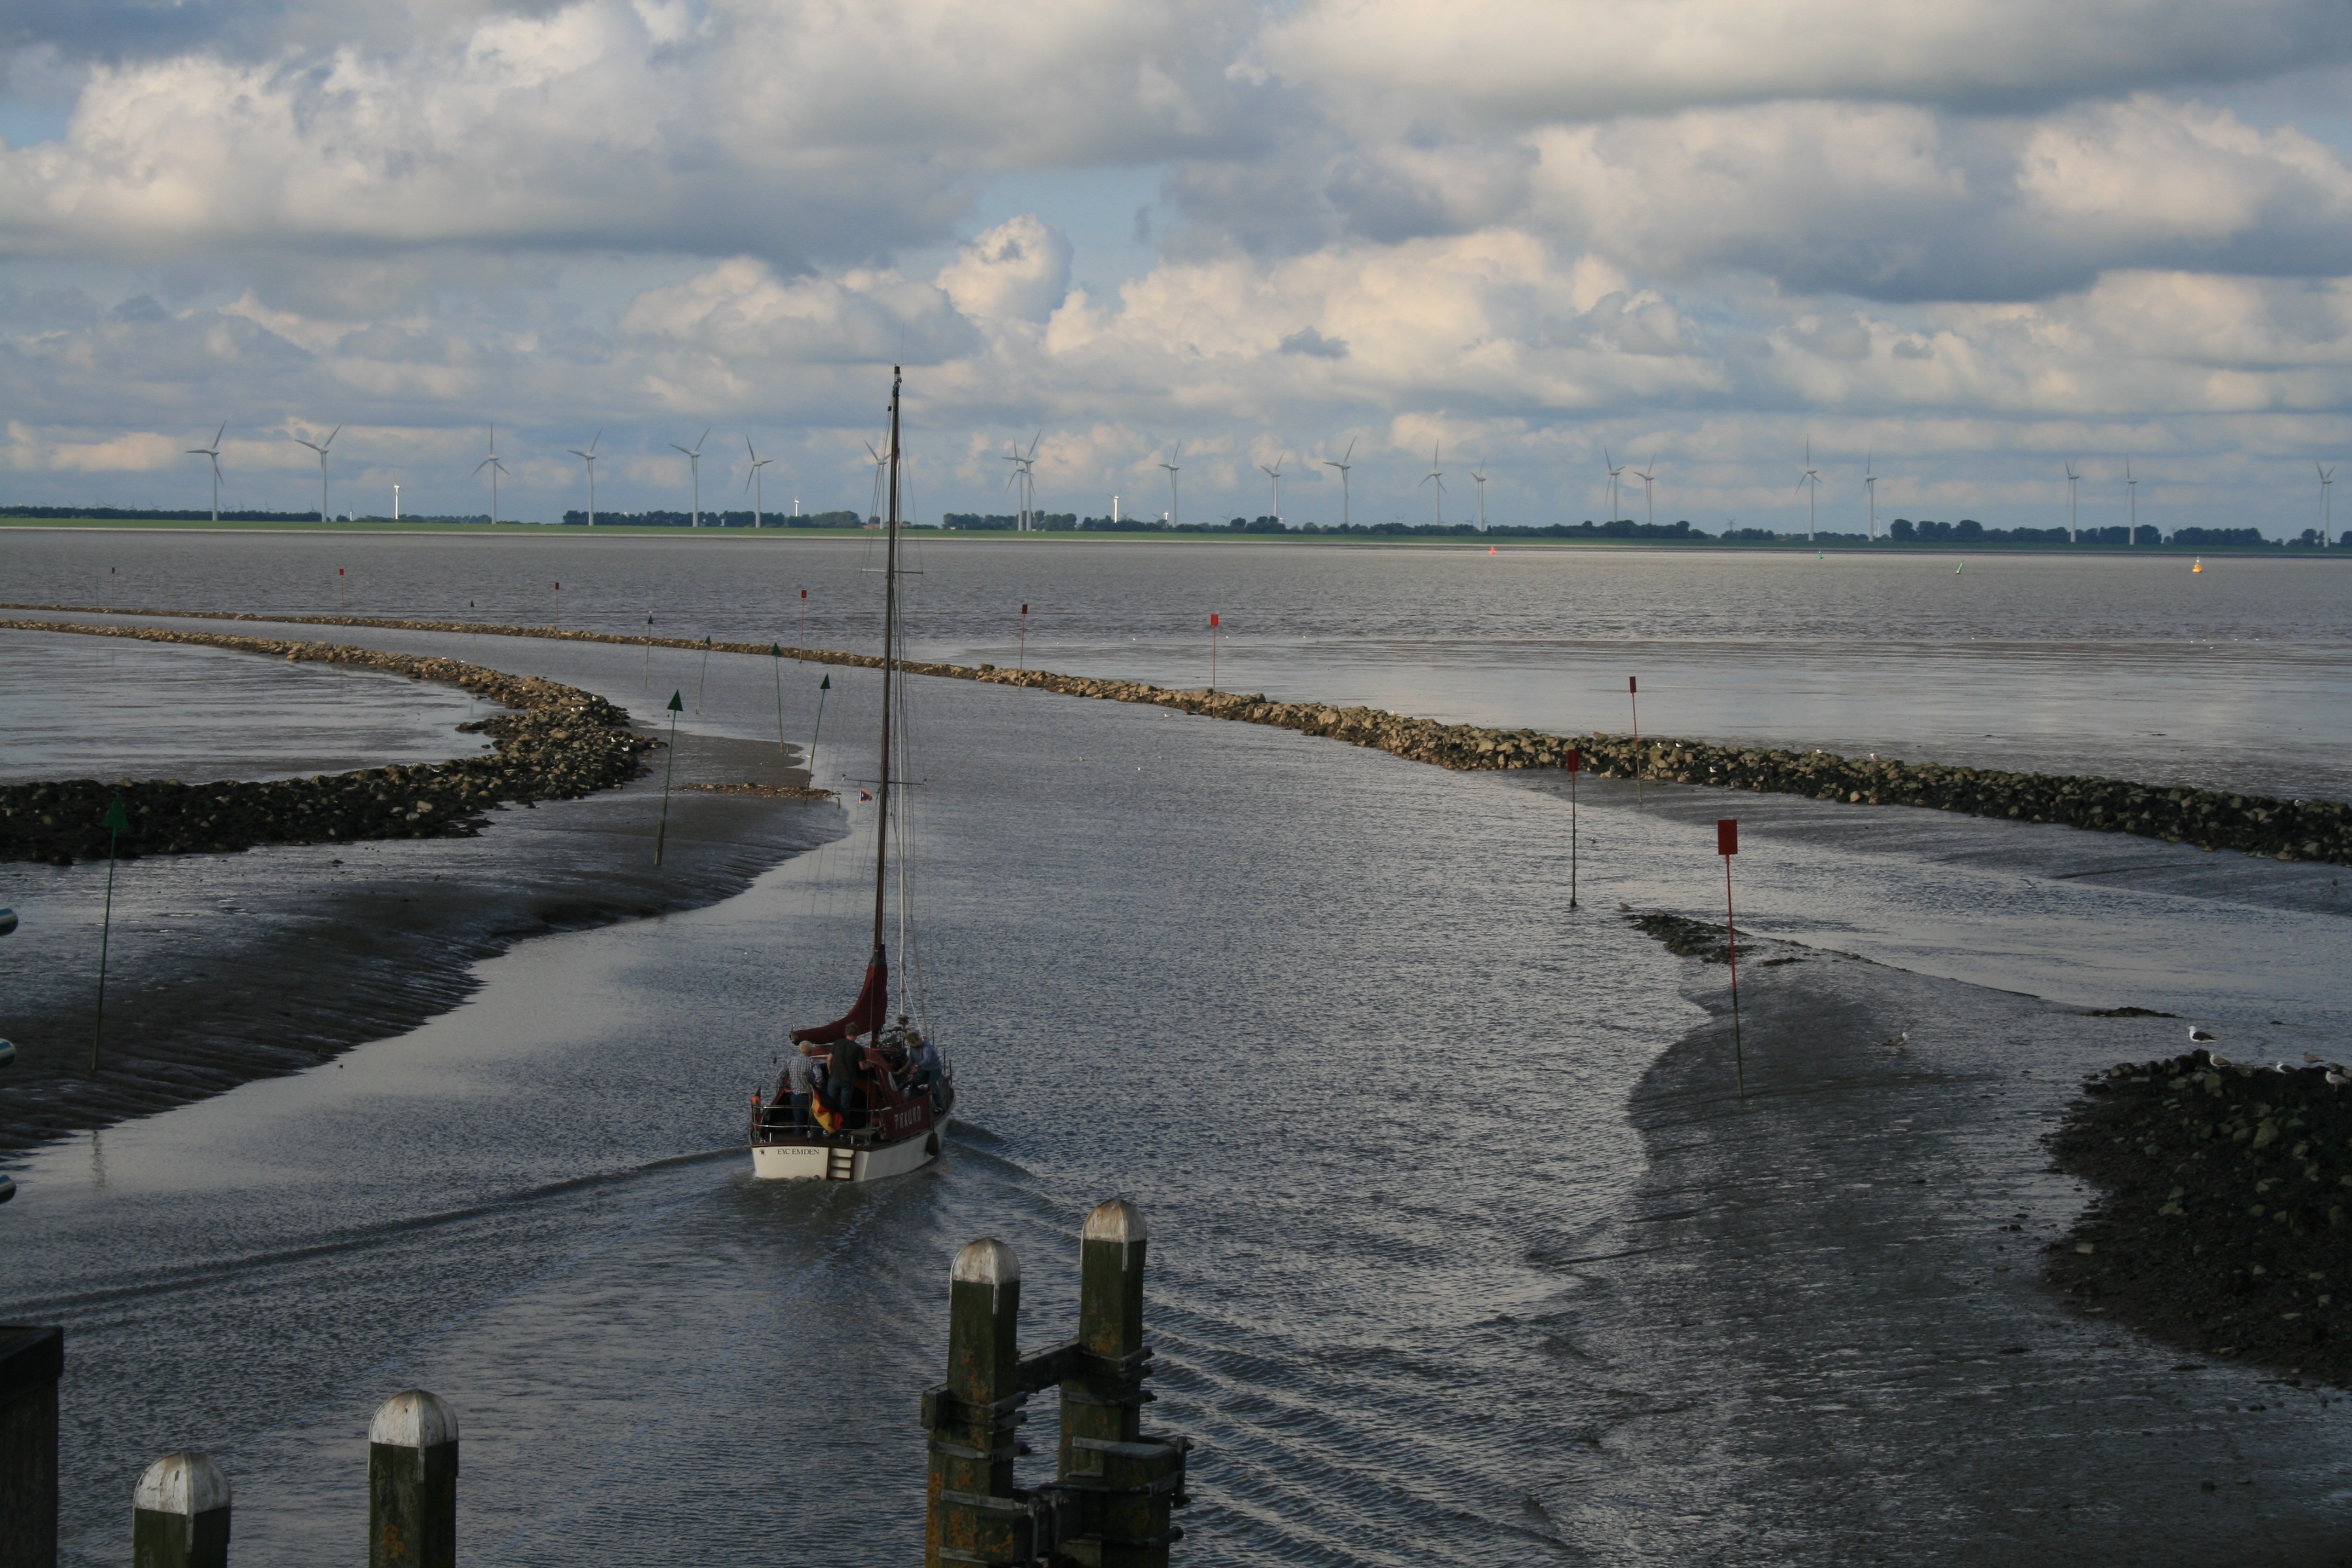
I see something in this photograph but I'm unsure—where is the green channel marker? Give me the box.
[771,643,786,753]
[93,792,128,1073]
[656,690,683,866]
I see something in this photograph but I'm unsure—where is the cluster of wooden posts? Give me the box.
[0,1327,458,1568]
[925,1199,1190,1567]
[0,1197,1187,1567]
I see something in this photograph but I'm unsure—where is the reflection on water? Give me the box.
[0,631,488,782]
[0,544,2347,1563]
[2,670,1680,1564]
[6,531,2348,799]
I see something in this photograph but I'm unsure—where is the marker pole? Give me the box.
[799,587,808,655]
[809,672,831,780]
[1719,817,1743,1099]
[771,644,787,753]
[656,691,683,865]
[642,613,654,684]
[553,581,561,627]
[1019,604,1028,671]
[1566,748,1581,910]
[337,567,346,613]
[694,636,713,713]
[93,795,128,1073]
[1628,675,1642,807]
[1210,613,1220,691]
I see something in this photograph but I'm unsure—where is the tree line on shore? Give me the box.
[6,503,2345,547]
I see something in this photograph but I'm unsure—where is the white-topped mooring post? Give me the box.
[132,1451,230,1568]
[1065,1200,1187,1568]
[368,1390,457,1568]
[925,1239,1024,1568]
[1066,1198,1149,1463]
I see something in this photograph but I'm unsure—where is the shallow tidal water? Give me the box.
[1,538,2350,1563]
[6,529,2350,800]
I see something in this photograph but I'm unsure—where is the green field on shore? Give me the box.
[1,514,2334,555]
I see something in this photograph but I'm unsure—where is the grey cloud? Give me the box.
[1268,1,2352,125]
[1278,326,1346,357]
[0,0,1272,271]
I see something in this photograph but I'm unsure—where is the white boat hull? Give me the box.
[750,1125,944,1183]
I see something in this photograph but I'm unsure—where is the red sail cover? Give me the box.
[792,948,887,1045]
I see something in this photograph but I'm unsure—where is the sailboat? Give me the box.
[749,366,953,1181]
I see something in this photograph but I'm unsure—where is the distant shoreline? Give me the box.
[0,517,2336,555]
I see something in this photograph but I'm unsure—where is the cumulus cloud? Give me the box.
[0,0,1268,266]
[937,216,1073,324]
[2,0,2351,532]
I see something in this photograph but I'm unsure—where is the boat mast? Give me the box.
[870,367,902,1040]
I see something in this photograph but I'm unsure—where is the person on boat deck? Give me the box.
[774,1046,820,1135]
[906,1031,942,1099]
[827,1034,864,1119]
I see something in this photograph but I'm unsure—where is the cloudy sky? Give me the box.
[4,0,2352,534]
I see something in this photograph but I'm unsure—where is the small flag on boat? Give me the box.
[857,788,874,802]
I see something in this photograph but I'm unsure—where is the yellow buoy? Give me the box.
[2192,557,2203,573]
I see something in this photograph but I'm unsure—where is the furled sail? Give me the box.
[791,946,887,1045]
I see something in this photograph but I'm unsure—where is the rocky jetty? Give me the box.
[10,602,2347,866]
[0,619,655,863]
[2049,1050,2352,1385]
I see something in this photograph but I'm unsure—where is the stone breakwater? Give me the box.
[10,603,2350,866]
[2050,1049,2352,1385]
[0,618,656,863]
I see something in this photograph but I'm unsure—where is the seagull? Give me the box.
[2189,1026,2217,1043]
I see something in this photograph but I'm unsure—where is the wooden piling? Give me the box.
[368,1390,457,1568]
[1064,1201,1185,1568]
[131,1451,230,1568]
[920,1211,1190,1566]
[0,1325,62,1568]
[1063,1199,1148,1466]
[925,1239,1026,1568]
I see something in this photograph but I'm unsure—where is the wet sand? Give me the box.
[0,729,841,1153]
[1546,930,2352,1564]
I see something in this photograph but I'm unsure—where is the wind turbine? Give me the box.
[1863,451,1877,539]
[567,430,602,527]
[744,436,773,529]
[2126,459,2138,541]
[1321,438,1354,529]
[671,428,710,526]
[186,421,224,523]
[293,423,341,524]
[2063,461,2079,544]
[1797,439,1821,543]
[1633,454,1657,529]
[1258,451,1286,526]
[1604,445,1624,524]
[474,426,508,527]
[1160,443,1181,529]
[864,439,889,524]
[1002,433,1039,531]
[2319,462,2336,547]
[1472,461,1490,530]
[1420,442,1445,526]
